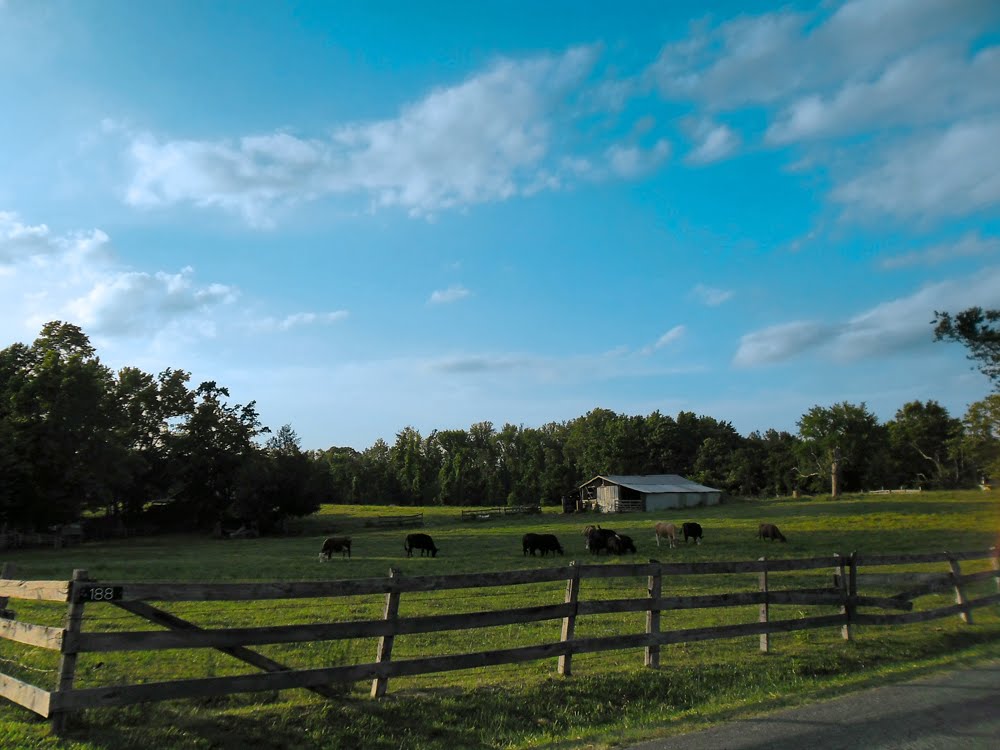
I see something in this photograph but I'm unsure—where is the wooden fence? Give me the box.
[1,548,997,732]
[362,513,423,529]
[460,505,541,521]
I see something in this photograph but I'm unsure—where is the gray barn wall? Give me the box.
[644,493,682,511]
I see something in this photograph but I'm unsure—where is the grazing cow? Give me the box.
[654,522,678,549]
[319,536,352,560]
[682,522,703,545]
[758,523,787,543]
[606,533,637,555]
[522,533,564,557]
[404,532,439,557]
[584,525,617,555]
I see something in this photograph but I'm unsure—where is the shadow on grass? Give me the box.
[51,627,1000,750]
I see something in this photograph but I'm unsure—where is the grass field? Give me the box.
[1,490,999,749]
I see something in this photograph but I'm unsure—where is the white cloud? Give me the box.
[686,121,740,164]
[833,118,1000,220]
[734,267,1000,366]
[649,0,996,110]
[881,232,1000,269]
[428,285,472,305]
[691,283,734,306]
[604,139,670,178]
[124,47,605,223]
[0,210,241,343]
[733,321,831,367]
[640,325,687,355]
[64,268,238,337]
[768,45,1000,143]
[252,311,349,332]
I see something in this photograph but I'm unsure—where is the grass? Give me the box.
[0,490,998,749]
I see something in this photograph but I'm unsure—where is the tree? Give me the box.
[231,425,327,531]
[886,401,962,488]
[0,322,122,527]
[113,366,194,519]
[797,402,884,497]
[172,381,268,527]
[934,307,1000,389]
[958,394,1000,485]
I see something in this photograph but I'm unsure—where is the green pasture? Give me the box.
[1,491,999,749]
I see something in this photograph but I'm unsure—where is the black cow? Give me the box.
[682,522,703,545]
[404,533,439,557]
[522,533,564,557]
[606,533,637,555]
[584,525,617,555]
[758,523,787,542]
[319,536,351,560]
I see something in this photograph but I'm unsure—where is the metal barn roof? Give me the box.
[579,474,720,494]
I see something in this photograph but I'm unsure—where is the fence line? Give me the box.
[0,547,996,732]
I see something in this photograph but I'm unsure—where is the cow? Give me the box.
[404,533,439,557]
[584,525,617,555]
[522,533,564,557]
[606,533,637,555]
[319,536,352,560]
[654,522,678,549]
[682,522,703,545]
[758,523,787,542]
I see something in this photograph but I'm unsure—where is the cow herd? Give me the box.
[318,521,789,561]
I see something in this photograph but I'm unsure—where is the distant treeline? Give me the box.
[315,395,998,506]
[2,321,998,532]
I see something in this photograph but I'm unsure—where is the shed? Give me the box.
[579,474,722,513]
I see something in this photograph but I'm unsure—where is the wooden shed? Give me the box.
[579,474,722,513]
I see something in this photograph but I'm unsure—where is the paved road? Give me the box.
[629,661,1000,750]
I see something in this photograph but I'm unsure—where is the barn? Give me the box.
[579,474,722,513]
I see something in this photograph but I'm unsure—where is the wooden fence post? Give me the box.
[945,553,972,624]
[371,568,401,698]
[52,569,88,733]
[645,560,661,668]
[835,553,854,641]
[0,562,16,619]
[558,561,581,676]
[758,557,769,653]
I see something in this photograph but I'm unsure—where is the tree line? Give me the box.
[0,322,327,532]
[1,311,997,532]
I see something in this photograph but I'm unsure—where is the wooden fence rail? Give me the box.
[460,505,541,521]
[0,547,997,732]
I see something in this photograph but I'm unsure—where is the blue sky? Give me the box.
[2,0,999,449]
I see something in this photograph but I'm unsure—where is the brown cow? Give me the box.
[654,522,677,549]
[319,536,352,560]
[758,523,787,543]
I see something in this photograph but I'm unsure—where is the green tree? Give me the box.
[0,322,122,527]
[797,402,884,497]
[887,401,962,488]
[172,381,268,527]
[113,366,194,519]
[232,425,327,531]
[934,307,1000,389]
[958,394,1000,485]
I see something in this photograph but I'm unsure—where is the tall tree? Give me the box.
[934,307,1000,390]
[887,401,962,488]
[797,402,884,497]
[172,381,268,526]
[958,394,1000,485]
[0,322,121,527]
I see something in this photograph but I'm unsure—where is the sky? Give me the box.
[2,0,999,450]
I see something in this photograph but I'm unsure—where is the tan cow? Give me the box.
[654,522,677,549]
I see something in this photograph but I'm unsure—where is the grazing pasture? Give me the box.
[0,491,998,749]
